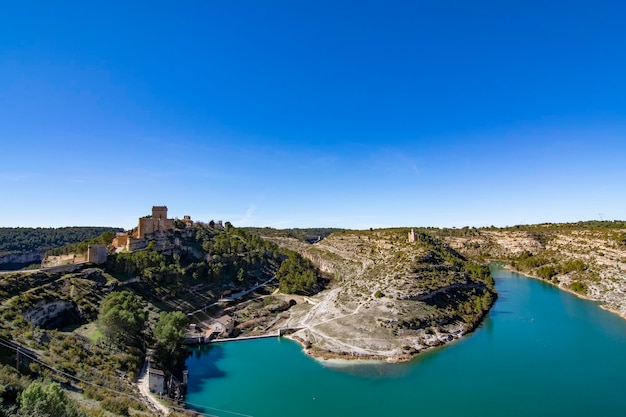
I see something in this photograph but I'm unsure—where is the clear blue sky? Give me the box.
[1,1,625,229]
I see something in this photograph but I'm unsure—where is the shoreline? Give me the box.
[284,334,415,363]
[497,263,626,320]
[287,332,471,365]
[283,300,493,364]
[198,264,626,366]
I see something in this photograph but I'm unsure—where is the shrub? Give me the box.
[19,381,85,417]
[101,397,130,416]
[0,365,28,406]
[83,386,105,401]
[570,281,588,294]
[560,260,587,273]
[537,266,558,280]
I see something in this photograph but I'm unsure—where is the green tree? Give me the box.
[537,265,558,280]
[463,262,495,287]
[97,291,146,347]
[152,311,189,371]
[276,253,318,294]
[19,381,84,417]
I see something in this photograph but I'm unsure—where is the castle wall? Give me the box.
[112,233,128,249]
[127,238,149,251]
[138,217,154,238]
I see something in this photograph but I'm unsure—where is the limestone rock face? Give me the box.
[23,299,82,329]
[0,251,45,267]
[445,226,626,318]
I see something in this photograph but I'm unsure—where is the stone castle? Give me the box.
[111,206,178,251]
[137,206,175,238]
[110,205,222,252]
[43,205,221,266]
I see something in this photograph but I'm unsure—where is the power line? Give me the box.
[0,337,252,417]
[172,402,254,417]
[0,338,142,400]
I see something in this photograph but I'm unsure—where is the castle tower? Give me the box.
[152,206,168,220]
[408,228,417,243]
[87,244,108,264]
[137,206,174,238]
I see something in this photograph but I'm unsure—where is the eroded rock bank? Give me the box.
[442,224,626,318]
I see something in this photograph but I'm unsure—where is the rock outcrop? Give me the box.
[0,251,45,268]
[24,299,83,329]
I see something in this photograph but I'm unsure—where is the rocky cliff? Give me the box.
[443,224,626,317]
[0,251,44,268]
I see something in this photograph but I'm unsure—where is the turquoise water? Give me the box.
[186,267,626,416]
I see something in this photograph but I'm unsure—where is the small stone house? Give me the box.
[148,368,166,394]
[212,315,234,337]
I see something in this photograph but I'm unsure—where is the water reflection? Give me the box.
[186,344,228,395]
[318,359,412,379]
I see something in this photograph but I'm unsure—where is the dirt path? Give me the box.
[291,289,400,357]
[136,359,170,416]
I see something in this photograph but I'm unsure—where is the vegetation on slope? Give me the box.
[0,268,148,416]
[394,231,496,332]
[0,227,122,256]
[442,221,626,312]
[45,231,118,257]
[97,291,147,347]
[276,252,318,294]
[245,227,343,243]
[0,222,320,415]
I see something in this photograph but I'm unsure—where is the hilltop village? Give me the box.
[110,206,223,252]
[42,206,224,268]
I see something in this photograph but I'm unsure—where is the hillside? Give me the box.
[245,227,343,243]
[4,220,623,414]
[260,228,496,362]
[441,222,626,317]
[0,224,316,416]
[0,227,122,270]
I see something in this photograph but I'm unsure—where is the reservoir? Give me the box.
[186,266,626,416]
